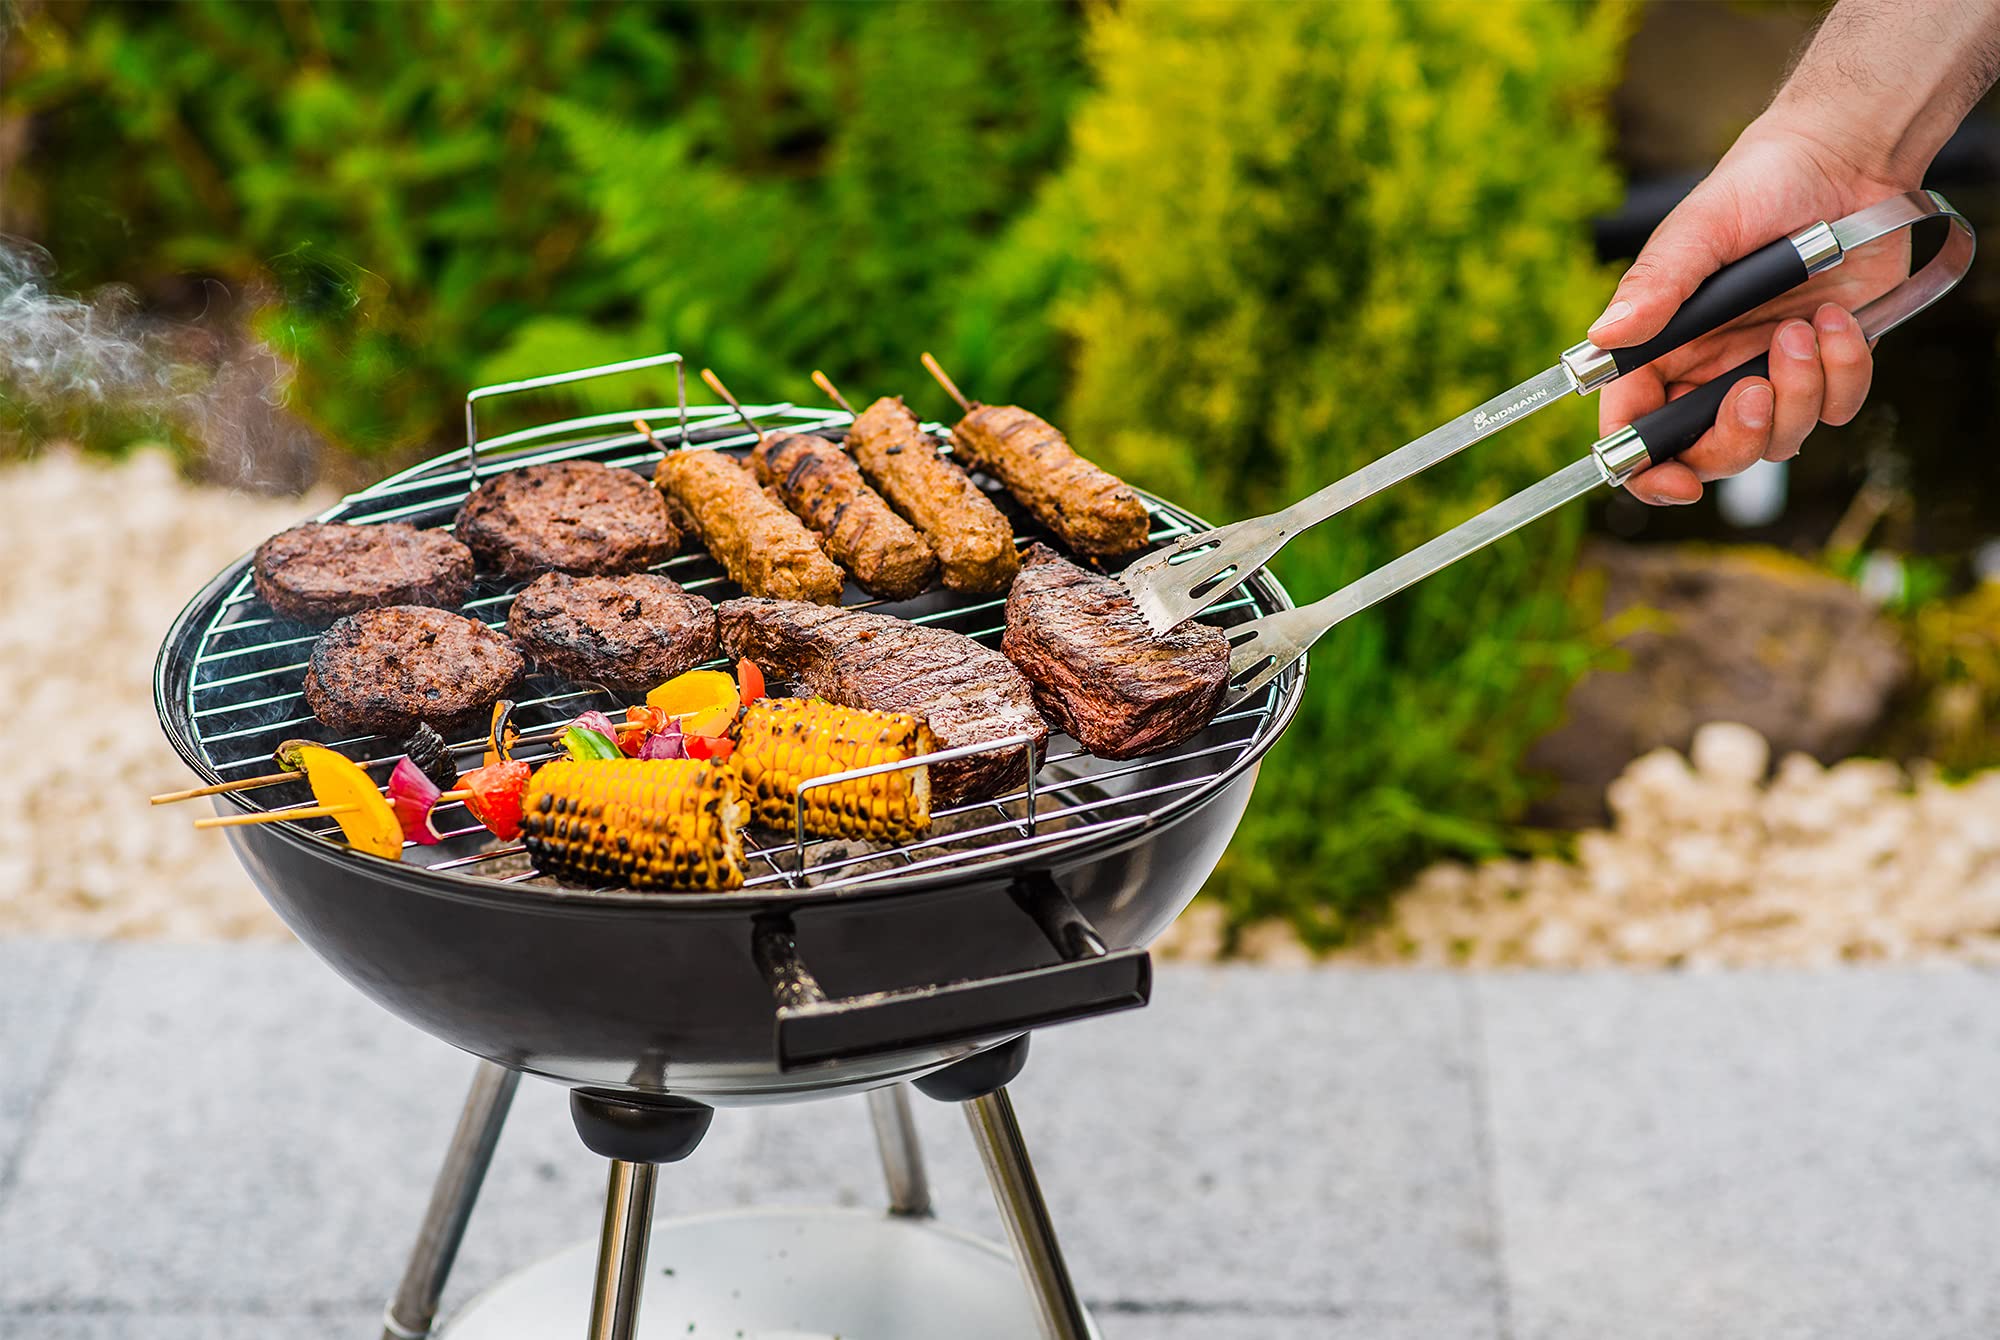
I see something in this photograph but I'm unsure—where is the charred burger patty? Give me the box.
[303,606,525,738]
[253,522,474,623]
[453,461,680,579]
[507,571,719,694]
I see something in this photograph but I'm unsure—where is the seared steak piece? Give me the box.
[655,450,846,605]
[1002,545,1227,759]
[750,432,937,600]
[304,606,525,738]
[507,571,718,694]
[717,598,1045,804]
[951,404,1151,557]
[453,461,680,579]
[847,397,1017,594]
[253,522,474,622]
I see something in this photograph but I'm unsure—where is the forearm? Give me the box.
[1763,0,2000,184]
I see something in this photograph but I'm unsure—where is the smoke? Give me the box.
[0,237,321,492]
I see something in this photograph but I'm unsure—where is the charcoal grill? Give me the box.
[153,351,1307,1339]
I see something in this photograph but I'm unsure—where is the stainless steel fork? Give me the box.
[1125,191,1972,641]
[1217,190,1974,705]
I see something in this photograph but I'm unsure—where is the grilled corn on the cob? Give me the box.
[736,698,935,840]
[521,759,746,891]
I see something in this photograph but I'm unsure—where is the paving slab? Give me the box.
[0,1307,368,1340]
[0,940,100,1186]
[0,943,1500,1335]
[1478,969,2000,1340]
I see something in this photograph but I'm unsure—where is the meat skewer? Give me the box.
[700,370,937,600]
[811,370,1019,595]
[920,352,1151,559]
[644,416,846,606]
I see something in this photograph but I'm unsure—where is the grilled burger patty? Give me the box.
[750,432,937,600]
[304,606,525,737]
[507,571,718,694]
[847,397,1018,594]
[1002,545,1227,760]
[253,522,474,622]
[717,597,1045,805]
[951,404,1151,557]
[655,449,845,605]
[453,461,680,579]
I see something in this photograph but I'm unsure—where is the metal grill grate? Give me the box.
[170,395,1304,896]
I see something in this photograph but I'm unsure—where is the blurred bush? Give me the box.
[5,0,1635,939]
[1044,0,1632,943]
[2,0,1085,455]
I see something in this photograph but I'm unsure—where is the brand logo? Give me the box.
[1472,386,1550,432]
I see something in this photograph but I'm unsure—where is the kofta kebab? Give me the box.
[163,361,1222,891]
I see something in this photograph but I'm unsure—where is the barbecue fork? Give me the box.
[1118,191,1975,705]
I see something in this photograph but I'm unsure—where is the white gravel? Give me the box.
[0,448,326,939]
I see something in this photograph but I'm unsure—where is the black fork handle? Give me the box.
[1605,238,1815,378]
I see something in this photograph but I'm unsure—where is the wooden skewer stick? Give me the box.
[195,803,359,830]
[919,351,973,415]
[810,369,856,417]
[152,770,306,805]
[698,369,767,443]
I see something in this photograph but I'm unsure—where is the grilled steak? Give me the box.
[655,450,846,605]
[847,397,1017,594]
[1002,545,1227,759]
[507,571,718,694]
[951,403,1151,557]
[751,432,937,600]
[717,598,1045,804]
[253,522,474,623]
[453,461,680,579]
[304,606,525,738]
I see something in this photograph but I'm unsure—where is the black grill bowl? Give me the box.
[154,412,1303,1104]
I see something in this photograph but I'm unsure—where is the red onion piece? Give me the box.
[386,757,443,846]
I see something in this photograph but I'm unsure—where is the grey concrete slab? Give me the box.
[1479,969,2000,1340]
[0,946,1502,1335]
[0,940,100,1184]
[1102,1305,1495,1339]
[0,1306,369,1340]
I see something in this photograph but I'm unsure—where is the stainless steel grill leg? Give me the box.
[867,1084,932,1218]
[586,1160,658,1340]
[381,1061,520,1340]
[965,1086,1092,1340]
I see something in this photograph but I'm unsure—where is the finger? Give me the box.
[1587,182,1745,348]
[1625,376,1775,506]
[1765,319,1824,461]
[1624,459,1703,506]
[1598,364,1667,436]
[1814,303,1873,425]
[1673,376,1775,482]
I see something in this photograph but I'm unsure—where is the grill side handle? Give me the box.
[753,874,1151,1072]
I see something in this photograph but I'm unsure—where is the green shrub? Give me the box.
[1046,0,1632,944]
[3,0,1085,458]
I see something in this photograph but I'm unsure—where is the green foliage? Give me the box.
[1049,0,1632,944]
[5,0,1086,457]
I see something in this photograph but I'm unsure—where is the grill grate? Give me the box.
[174,400,1303,896]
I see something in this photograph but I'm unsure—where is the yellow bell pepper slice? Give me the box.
[646,669,740,739]
[297,744,404,860]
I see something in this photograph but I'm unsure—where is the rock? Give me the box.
[1526,542,1909,826]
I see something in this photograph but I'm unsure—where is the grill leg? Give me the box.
[586,1160,657,1340]
[965,1086,1093,1340]
[381,1061,520,1340]
[568,1089,715,1340]
[866,1084,932,1218]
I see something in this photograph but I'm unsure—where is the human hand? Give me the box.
[1590,116,1912,505]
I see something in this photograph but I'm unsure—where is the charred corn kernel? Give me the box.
[735,698,935,840]
[520,759,746,891]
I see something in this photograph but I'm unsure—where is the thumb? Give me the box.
[1588,187,1746,349]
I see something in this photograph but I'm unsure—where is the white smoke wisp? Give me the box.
[0,237,318,492]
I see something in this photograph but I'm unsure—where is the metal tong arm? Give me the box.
[1226,190,1975,704]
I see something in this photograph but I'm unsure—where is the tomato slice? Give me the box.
[296,744,404,860]
[460,760,532,840]
[736,658,766,705]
